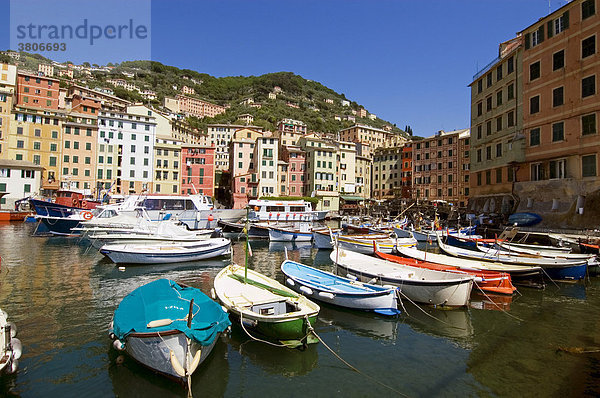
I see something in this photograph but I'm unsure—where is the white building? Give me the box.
[97,110,156,194]
[0,160,43,207]
[341,100,350,106]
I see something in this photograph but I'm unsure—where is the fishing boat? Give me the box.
[495,241,592,260]
[99,237,231,264]
[86,224,216,249]
[437,235,588,281]
[248,199,328,222]
[312,228,341,249]
[336,233,417,254]
[373,247,516,295]
[109,279,230,388]
[268,223,313,242]
[330,247,474,307]
[410,228,437,242]
[29,190,101,217]
[213,263,319,347]
[396,246,545,288]
[281,258,400,315]
[0,308,22,375]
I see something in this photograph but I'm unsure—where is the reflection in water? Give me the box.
[318,306,398,342]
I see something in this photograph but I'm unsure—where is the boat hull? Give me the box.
[100,238,231,264]
[37,216,82,235]
[312,230,335,249]
[268,228,312,242]
[125,331,218,381]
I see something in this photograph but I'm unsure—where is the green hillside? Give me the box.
[4,52,408,137]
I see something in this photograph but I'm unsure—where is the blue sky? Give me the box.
[1,0,571,136]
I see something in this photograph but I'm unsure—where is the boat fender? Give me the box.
[368,277,378,285]
[241,318,257,328]
[170,350,187,378]
[346,274,357,281]
[113,339,125,351]
[10,338,22,360]
[211,288,216,300]
[221,306,228,314]
[286,278,295,286]
[299,286,313,295]
[188,348,202,374]
[9,359,18,374]
[7,321,17,337]
[147,319,174,328]
[318,292,335,300]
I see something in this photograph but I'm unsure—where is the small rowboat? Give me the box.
[312,228,341,249]
[373,247,516,295]
[330,248,474,308]
[268,225,313,242]
[99,237,231,264]
[336,233,417,254]
[214,263,319,348]
[281,259,401,316]
[109,279,230,388]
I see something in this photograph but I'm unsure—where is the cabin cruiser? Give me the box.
[247,199,328,222]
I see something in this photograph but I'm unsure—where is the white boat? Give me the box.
[336,234,417,254]
[281,259,400,316]
[312,228,341,249]
[0,309,22,375]
[411,228,437,242]
[248,199,328,222]
[494,241,591,259]
[330,248,474,307]
[268,223,313,242]
[99,237,231,264]
[109,279,230,388]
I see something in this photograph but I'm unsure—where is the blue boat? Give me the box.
[29,198,79,218]
[542,262,588,281]
[109,279,230,386]
[508,212,542,227]
[280,259,401,316]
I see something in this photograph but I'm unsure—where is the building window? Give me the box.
[530,96,540,114]
[582,0,596,19]
[549,159,567,179]
[477,102,482,116]
[553,87,564,107]
[508,111,515,127]
[496,143,502,157]
[582,35,596,58]
[496,116,502,132]
[496,65,503,81]
[486,73,492,88]
[530,128,541,146]
[507,84,514,100]
[496,90,503,106]
[486,96,492,111]
[582,154,597,177]
[507,56,514,74]
[532,163,544,181]
[476,149,482,163]
[485,170,491,184]
[486,146,492,160]
[582,114,597,136]
[553,50,565,70]
[477,80,482,93]
[530,61,541,81]
[477,125,482,139]
[496,168,502,183]
[582,75,596,97]
[486,120,492,135]
[477,172,482,186]
[16,140,23,149]
[552,122,564,142]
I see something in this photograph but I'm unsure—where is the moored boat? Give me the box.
[281,259,401,315]
[336,233,417,254]
[213,263,319,348]
[268,224,313,242]
[109,279,230,387]
[312,228,341,249]
[330,247,474,307]
[99,237,231,264]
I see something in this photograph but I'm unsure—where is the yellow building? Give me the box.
[9,106,65,193]
[153,138,182,194]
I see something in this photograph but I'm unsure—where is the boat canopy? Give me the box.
[113,279,230,345]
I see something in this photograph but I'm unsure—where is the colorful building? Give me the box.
[16,71,60,110]
[180,145,216,197]
[0,159,43,207]
[153,138,182,194]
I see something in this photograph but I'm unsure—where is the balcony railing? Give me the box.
[473,56,501,81]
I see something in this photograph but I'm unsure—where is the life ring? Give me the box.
[72,198,78,206]
[82,211,93,220]
[81,200,87,208]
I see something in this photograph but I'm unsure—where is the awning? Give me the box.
[340,195,366,201]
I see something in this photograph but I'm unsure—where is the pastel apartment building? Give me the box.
[164,94,226,119]
[230,128,265,208]
[0,159,43,207]
[61,112,98,193]
[0,63,17,158]
[207,123,264,171]
[180,145,215,197]
[16,71,60,110]
[338,124,404,155]
[373,146,403,200]
[153,138,181,194]
[280,145,307,197]
[516,0,600,217]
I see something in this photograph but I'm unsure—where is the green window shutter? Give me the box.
[525,33,531,49]
[563,10,569,29]
[538,25,544,43]
[547,21,553,38]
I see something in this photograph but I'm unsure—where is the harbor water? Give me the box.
[1,222,600,397]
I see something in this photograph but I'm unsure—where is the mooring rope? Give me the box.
[473,284,524,322]
[304,316,408,397]
[396,289,469,332]
[238,312,306,348]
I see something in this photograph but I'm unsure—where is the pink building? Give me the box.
[281,145,307,197]
[229,128,265,208]
[180,145,215,197]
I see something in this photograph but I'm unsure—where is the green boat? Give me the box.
[214,263,319,348]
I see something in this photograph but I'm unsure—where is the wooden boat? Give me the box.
[438,235,588,281]
[312,228,341,249]
[411,228,437,242]
[214,263,319,348]
[0,308,22,375]
[396,246,545,288]
[495,241,592,260]
[580,241,600,255]
[330,248,474,307]
[109,279,230,387]
[99,237,231,264]
[268,223,312,242]
[280,259,401,316]
[373,248,516,295]
[336,233,417,254]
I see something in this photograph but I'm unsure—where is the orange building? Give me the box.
[16,72,60,110]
